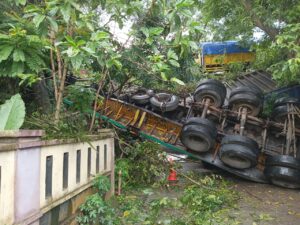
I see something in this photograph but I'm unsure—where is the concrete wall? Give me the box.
[39,139,114,210]
[15,147,40,223]
[0,151,16,225]
[0,130,114,225]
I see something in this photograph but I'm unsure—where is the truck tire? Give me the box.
[274,97,300,108]
[180,123,217,153]
[265,155,300,170]
[229,86,263,116]
[194,79,226,108]
[197,79,227,96]
[184,117,218,138]
[150,93,179,112]
[264,166,300,189]
[272,97,300,123]
[219,144,258,169]
[221,135,259,154]
[131,89,151,105]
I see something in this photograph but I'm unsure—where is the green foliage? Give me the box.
[0,27,47,77]
[112,174,239,225]
[268,23,300,85]
[116,141,171,188]
[23,111,89,140]
[200,0,300,85]
[77,175,116,225]
[0,94,25,130]
[93,175,111,196]
[65,85,96,113]
[178,175,237,224]
[262,94,277,118]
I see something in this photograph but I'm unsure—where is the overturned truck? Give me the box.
[96,76,300,189]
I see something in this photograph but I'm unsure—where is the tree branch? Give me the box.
[89,70,109,132]
[54,61,68,123]
[240,0,280,40]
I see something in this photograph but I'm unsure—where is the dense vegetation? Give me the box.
[77,141,239,225]
[0,1,298,224]
[0,0,299,130]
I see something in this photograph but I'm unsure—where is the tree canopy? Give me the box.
[0,0,299,123]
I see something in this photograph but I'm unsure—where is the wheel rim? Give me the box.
[221,153,252,169]
[186,134,210,152]
[201,94,217,105]
[232,102,255,114]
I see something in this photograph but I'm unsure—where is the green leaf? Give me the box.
[145,37,154,45]
[169,59,180,67]
[91,31,110,41]
[81,47,95,54]
[86,22,94,31]
[149,27,164,36]
[0,46,14,62]
[140,27,149,37]
[160,72,168,81]
[61,4,72,23]
[0,94,25,130]
[65,35,76,46]
[64,47,79,57]
[33,14,46,28]
[170,13,181,32]
[47,17,58,32]
[170,77,185,85]
[16,0,26,6]
[24,4,40,13]
[189,41,198,50]
[71,56,83,70]
[107,59,122,70]
[13,49,26,62]
[176,0,194,9]
[11,62,25,76]
[167,49,178,60]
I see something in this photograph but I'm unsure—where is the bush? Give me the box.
[77,176,118,225]
[116,141,171,188]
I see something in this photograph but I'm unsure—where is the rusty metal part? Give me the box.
[192,101,300,136]
[201,98,211,118]
[261,128,267,153]
[240,107,248,136]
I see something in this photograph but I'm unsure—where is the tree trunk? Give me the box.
[54,62,68,123]
[240,0,280,40]
[89,71,108,132]
[32,78,52,113]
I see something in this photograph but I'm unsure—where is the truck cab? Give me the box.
[199,41,255,72]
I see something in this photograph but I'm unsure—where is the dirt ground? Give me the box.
[228,176,300,225]
[180,161,300,225]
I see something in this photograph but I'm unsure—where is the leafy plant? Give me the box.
[65,85,96,113]
[77,175,117,225]
[116,141,171,188]
[23,111,89,140]
[111,174,239,225]
[0,94,25,130]
[0,27,48,77]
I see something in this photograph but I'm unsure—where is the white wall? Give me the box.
[0,133,114,225]
[0,151,15,225]
[39,138,114,209]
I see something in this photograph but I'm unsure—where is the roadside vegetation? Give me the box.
[0,0,299,134]
[76,141,239,225]
[0,1,299,224]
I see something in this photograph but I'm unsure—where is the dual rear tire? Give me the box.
[264,155,300,189]
[194,79,226,108]
[219,135,260,169]
[229,86,263,116]
[180,117,217,153]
